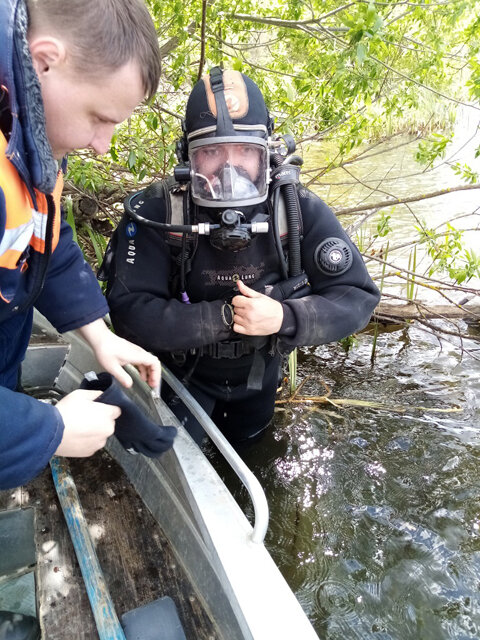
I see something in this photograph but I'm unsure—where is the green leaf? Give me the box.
[127,150,137,170]
[63,197,77,244]
[356,43,367,66]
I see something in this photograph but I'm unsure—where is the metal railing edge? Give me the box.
[128,363,269,544]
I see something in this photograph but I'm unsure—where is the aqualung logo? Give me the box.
[126,222,137,238]
[125,222,137,264]
[329,249,343,264]
[203,265,262,286]
[314,237,353,276]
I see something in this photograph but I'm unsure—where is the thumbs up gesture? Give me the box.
[231,280,284,336]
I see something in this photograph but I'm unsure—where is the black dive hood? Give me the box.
[174,67,273,209]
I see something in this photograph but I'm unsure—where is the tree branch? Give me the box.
[197,1,207,80]
[159,21,196,58]
[334,183,480,215]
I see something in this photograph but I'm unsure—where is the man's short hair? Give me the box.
[26,0,161,101]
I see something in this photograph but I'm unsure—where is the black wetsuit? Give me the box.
[104,183,380,443]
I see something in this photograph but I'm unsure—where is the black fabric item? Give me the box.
[0,611,40,640]
[246,348,266,391]
[79,372,177,457]
[265,273,311,301]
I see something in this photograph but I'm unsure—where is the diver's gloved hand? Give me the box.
[79,372,177,457]
[264,273,311,301]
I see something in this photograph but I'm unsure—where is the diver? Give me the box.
[101,67,381,446]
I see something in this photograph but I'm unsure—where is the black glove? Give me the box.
[80,372,177,457]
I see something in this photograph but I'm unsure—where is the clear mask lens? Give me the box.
[189,140,268,206]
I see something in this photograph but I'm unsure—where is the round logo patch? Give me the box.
[125,221,137,238]
[314,237,353,276]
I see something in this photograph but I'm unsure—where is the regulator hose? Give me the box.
[270,152,303,277]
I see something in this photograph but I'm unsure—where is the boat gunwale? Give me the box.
[24,313,319,640]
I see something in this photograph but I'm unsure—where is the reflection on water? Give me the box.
[207,324,480,639]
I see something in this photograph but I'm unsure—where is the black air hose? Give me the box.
[270,153,303,277]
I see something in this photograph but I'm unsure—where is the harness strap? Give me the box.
[208,67,237,137]
[247,349,266,391]
[170,338,255,365]
[200,339,254,359]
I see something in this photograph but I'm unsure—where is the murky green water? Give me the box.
[208,114,480,639]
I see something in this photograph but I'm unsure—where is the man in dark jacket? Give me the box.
[105,68,381,446]
[0,0,163,494]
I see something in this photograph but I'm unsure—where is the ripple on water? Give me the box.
[314,578,359,621]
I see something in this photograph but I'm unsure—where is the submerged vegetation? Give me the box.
[66,0,480,362]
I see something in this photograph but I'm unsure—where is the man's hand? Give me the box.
[231,280,284,336]
[77,319,160,389]
[55,389,120,457]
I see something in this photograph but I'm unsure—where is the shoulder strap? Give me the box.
[160,180,198,297]
[158,177,189,249]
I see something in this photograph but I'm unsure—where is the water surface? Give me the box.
[208,323,480,639]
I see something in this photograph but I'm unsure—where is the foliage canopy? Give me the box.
[67,0,480,352]
[70,0,480,189]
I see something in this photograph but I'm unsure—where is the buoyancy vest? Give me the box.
[0,131,63,304]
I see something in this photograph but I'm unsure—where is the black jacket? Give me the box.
[104,182,380,366]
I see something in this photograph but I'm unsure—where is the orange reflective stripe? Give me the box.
[0,131,63,268]
[53,174,63,249]
[0,132,33,229]
[30,172,63,252]
[41,170,63,252]
[28,209,48,253]
[0,219,35,267]
[52,172,64,210]
[1,248,25,269]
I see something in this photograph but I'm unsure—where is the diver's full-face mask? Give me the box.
[177,68,273,211]
[188,133,269,208]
